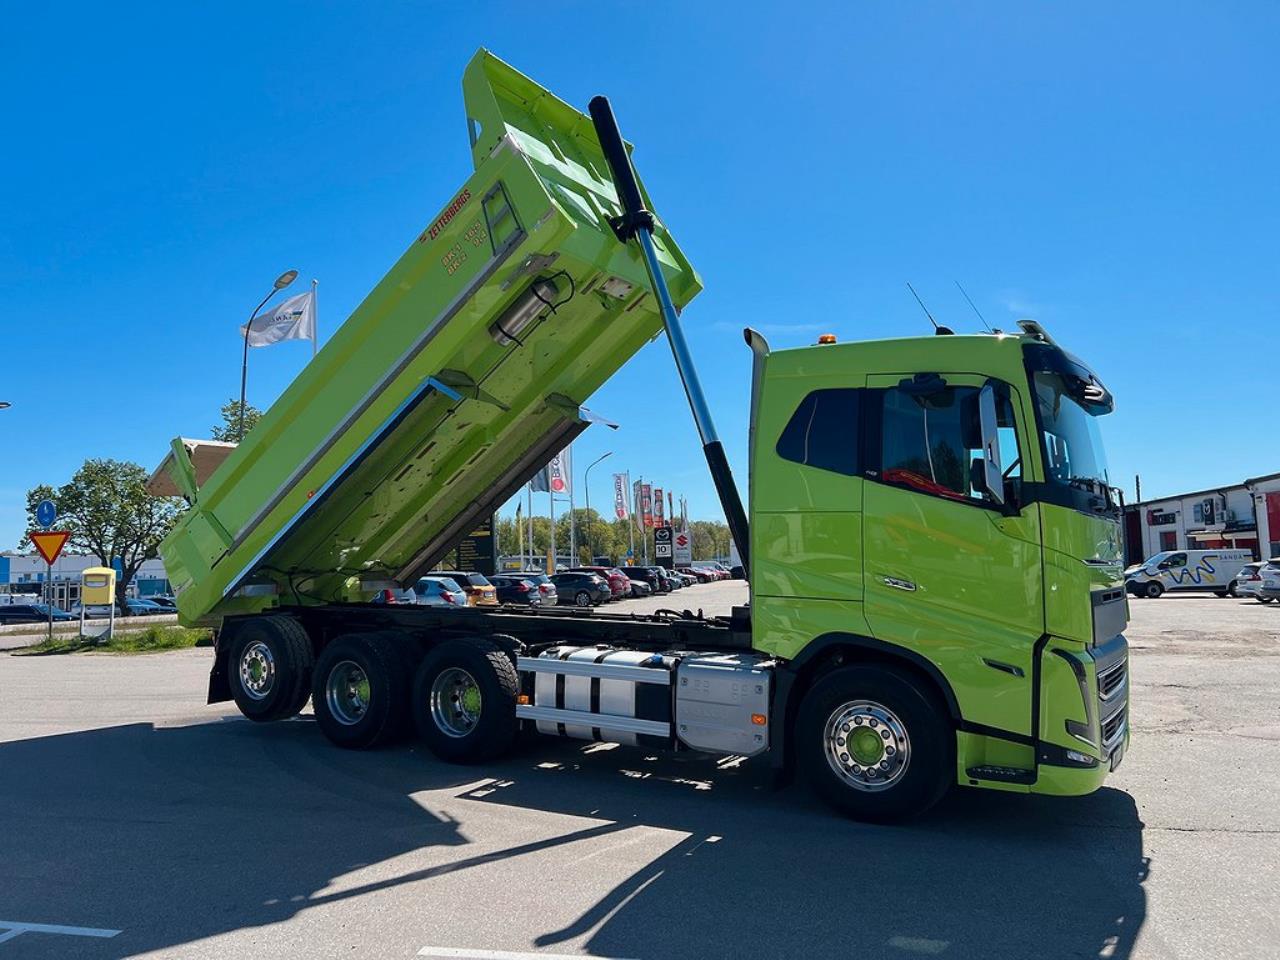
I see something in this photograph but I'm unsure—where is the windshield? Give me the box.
[1033,371,1111,493]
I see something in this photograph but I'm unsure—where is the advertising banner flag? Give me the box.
[613,473,630,519]
[241,291,316,347]
[640,484,654,528]
[547,447,571,495]
[653,487,665,526]
[530,466,550,493]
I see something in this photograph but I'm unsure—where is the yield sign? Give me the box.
[31,530,70,565]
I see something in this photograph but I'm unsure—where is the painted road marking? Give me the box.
[0,919,121,946]
[419,948,636,960]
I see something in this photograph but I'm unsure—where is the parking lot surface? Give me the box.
[1,587,1277,959]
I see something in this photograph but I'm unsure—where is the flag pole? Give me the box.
[310,278,318,359]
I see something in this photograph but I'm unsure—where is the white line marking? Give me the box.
[418,948,636,960]
[0,919,121,939]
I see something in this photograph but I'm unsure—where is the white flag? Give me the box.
[241,291,316,347]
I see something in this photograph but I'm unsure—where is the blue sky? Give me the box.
[2,2,1277,549]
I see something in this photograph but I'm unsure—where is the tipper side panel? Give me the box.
[158,50,701,625]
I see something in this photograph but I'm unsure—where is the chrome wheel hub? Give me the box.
[325,660,371,726]
[430,667,482,738]
[239,641,276,700]
[824,700,910,792]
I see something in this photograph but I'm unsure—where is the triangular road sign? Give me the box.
[31,530,70,565]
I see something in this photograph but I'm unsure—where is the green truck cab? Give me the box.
[149,50,1127,821]
[750,325,1128,809]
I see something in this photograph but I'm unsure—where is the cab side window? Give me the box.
[775,389,861,476]
[879,384,1020,504]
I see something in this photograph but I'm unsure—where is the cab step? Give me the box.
[966,765,1036,785]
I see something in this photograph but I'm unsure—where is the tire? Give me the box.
[575,590,592,607]
[412,637,519,764]
[1227,582,1239,598]
[227,616,314,722]
[797,664,952,823]
[312,633,410,749]
[1260,597,1275,604]
[1144,582,1164,599]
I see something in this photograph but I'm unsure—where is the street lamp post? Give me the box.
[238,269,299,441]
[583,451,613,563]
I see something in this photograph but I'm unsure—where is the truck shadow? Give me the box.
[0,720,1147,959]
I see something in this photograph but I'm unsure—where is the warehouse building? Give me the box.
[1123,471,1280,565]
[0,553,171,607]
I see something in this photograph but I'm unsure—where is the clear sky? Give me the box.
[2,2,1277,549]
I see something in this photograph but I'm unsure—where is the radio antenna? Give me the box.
[954,280,994,333]
[906,282,953,336]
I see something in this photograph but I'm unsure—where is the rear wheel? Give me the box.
[575,590,592,607]
[797,665,951,823]
[228,616,314,722]
[1260,597,1275,604]
[413,637,519,763]
[1144,582,1164,599]
[1226,582,1239,597]
[312,633,410,749]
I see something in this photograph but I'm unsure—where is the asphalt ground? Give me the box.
[1,585,1277,959]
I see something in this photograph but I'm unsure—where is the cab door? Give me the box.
[861,374,1044,736]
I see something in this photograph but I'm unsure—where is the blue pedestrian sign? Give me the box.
[36,499,57,528]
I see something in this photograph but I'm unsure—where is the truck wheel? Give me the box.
[312,633,409,749]
[797,665,951,823]
[575,590,592,607]
[1144,582,1164,599]
[228,616,314,722]
[412,637,519,763]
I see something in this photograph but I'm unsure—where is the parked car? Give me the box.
[620,566,662,593]
[413,576,469,607]
[655,567,682,591]
[551,572,611,607]
[678,566,714,584]
[434,570,498,606]
[729,564,746,581]
[0,603,75,624]
[570,566,630,600]
[371,587,419,604]
[670,569,697,587]
[124,598,170,616]
[146,595,178,610]
[628,578,652,598]
[1231,562,1265,599]
[518,572,559,606]
[1260,560,1280,603]
[489,575,543,606]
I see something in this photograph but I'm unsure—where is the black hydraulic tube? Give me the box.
[588,95,750,574]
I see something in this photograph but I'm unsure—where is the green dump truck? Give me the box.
[150,50,1129,821]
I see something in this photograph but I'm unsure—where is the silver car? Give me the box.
[1259,561,1280,604]
[413,576,469,607]
[1232,562,1264,599]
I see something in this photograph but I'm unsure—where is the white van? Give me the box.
[1125,549,1253,598]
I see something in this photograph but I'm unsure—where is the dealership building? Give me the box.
[1123,471,1280,565]
[0,553,171,607]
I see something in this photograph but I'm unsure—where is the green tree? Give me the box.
[211,398,264,442]
[21,460,185,612]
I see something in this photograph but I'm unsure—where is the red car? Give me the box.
[678,567,715,584]
[570,566,630,600]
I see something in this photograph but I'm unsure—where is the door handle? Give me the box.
[882,576,917,592]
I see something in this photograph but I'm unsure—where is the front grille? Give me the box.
[1098,659,1127,701]
[1101,707,1126,750]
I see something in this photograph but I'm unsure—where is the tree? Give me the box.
[21,460,185,612]
[211,398,263,442]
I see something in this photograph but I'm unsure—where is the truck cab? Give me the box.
[750,321,1129,806]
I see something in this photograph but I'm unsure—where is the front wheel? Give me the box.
[412,637,519,763]
[797,665,951,823]
[1260,597,1275,604]
[575,590,592,607]
[1144,581,1164,599]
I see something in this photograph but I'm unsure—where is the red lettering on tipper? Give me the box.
[418,188,473,243]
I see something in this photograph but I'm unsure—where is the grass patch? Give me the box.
[14,625,212,656]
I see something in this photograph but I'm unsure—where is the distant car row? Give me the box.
[365,563,730,611]
[1125,549,1280,603]
[0,595,179,624]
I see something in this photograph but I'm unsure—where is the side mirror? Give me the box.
[974,383,1005,506]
